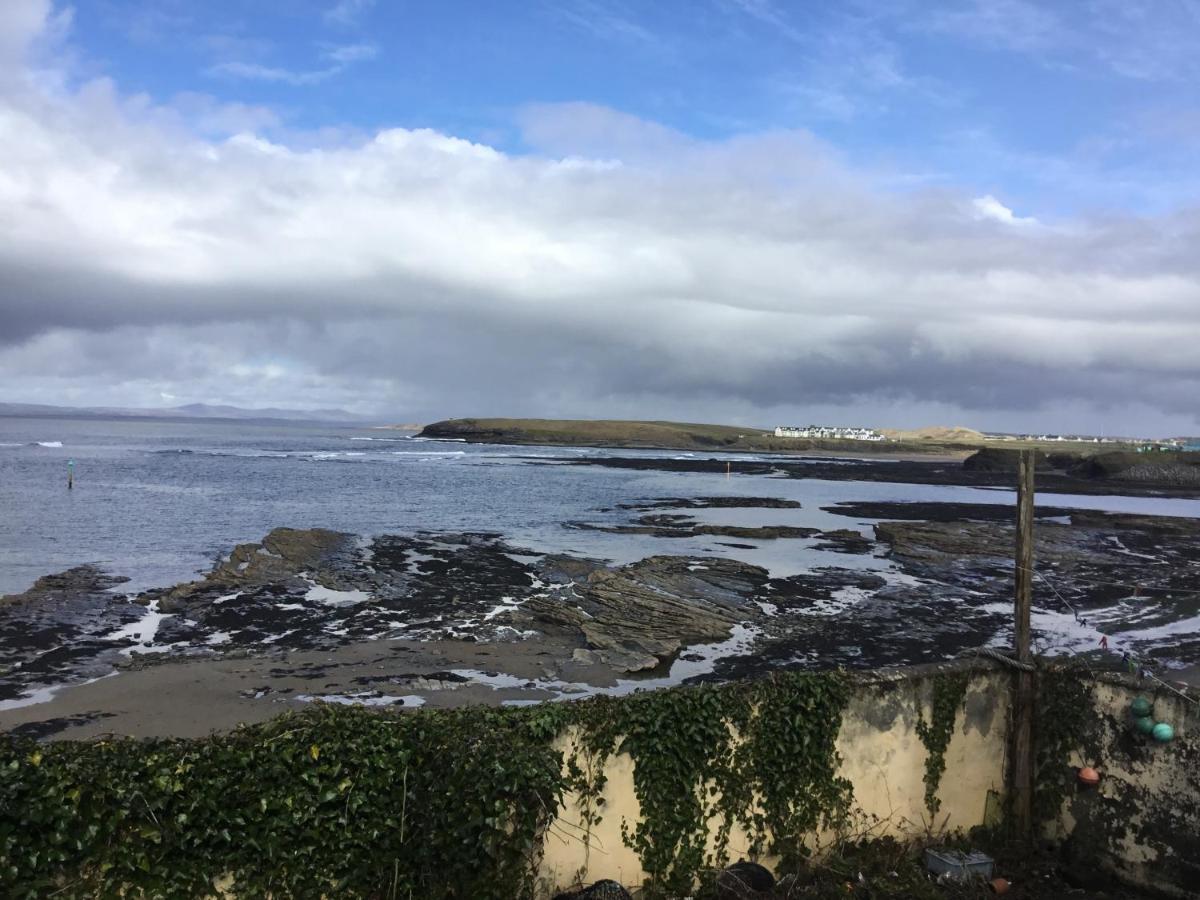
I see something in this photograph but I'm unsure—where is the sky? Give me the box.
[1,0,1199,435]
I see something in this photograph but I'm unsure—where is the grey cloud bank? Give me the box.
[1,1,1198,434]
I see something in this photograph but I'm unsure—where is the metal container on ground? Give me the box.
[923,848,995,881]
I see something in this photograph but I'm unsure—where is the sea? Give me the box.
[3,415,1200,665]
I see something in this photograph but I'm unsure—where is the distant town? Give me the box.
[984,433,1200,451]
[773,424,1199,450]
[773,425,884,441]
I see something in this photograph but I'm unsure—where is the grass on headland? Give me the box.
[417,417,1156,459]
[418,417,978,455]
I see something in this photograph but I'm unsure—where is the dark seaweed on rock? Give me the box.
[964,447,1200,488]
[6,491,1200,714]
[821,501,1077,522]
[561,453,1200,497]
[810,529,875,554]
[0,566,139,704]
[617,496,802,511]
[1066,450,1200,485]
[570,517,820,540]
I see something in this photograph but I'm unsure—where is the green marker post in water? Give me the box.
[68,458,74,490]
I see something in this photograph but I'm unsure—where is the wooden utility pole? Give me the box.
[1011,449,1036,840]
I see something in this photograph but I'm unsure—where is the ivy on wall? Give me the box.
[562,672,854,897]
[1031,667,1095,825]
[914,673,969,819]
[0,672,855,900]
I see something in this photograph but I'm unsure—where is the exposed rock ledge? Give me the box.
[517,555,768,671]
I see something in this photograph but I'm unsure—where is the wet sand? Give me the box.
[0,634,622,741]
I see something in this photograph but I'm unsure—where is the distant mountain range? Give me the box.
[0,401,370,424]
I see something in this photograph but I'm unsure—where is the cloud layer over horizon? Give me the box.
[1,0,1199,435]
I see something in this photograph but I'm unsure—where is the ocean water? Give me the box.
[4,415,1200,602]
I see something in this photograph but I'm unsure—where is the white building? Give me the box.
[774,425,884,441]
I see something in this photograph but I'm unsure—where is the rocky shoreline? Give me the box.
[4,474,1200,741]
[543,452,1200,496]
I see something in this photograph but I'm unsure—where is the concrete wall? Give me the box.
[1050,672,1200,898]
[539,663,1200,899]
[540,663,1012,894]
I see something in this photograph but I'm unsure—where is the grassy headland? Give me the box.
[418,417,980,455]
[416,419,1200,486]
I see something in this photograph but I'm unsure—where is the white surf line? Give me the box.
[482,595,524,621]
[1111,612,1200,643]
[302,576,372,607]
[99,600,176,656]
[983,591,1200,648]
[1105,535,1161,562]
[405,550,439,572]
[793,585,874,618]
[4,642,70,672]
[879,569,926,588]
[0,672,119,712]
[388,450,467,457]
[493,626,539,639]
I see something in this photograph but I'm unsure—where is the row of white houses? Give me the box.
[773,425,884,441]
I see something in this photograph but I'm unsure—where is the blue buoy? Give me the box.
[1134,716,1155,735]
[1152,722,1174,743]
[1130,697,1152,718]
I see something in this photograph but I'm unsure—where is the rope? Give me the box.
[1011,564,1200,709]
[1016,564,1200,598]
[1144,672,1200,708]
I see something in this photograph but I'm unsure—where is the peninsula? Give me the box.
[418,417,981,455]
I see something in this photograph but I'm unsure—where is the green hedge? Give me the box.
[1,704,565,899]
[1,673,853,900]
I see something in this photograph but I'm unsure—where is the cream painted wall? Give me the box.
[1049,673,1200,898]
[540,666,1012,895]
[538,665,1198,898]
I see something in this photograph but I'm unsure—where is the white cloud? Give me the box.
[0,0,56,64]
[971,194,1038,226]
[722,0,806,42]
[556,1,667,51]
[923,0,1060,53]
[207,60,340,86]
[0,1,1199,430]
[321,42,377,65]
[324,0,376,27]
[919,0,1200,82]
[207,42,377,87]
